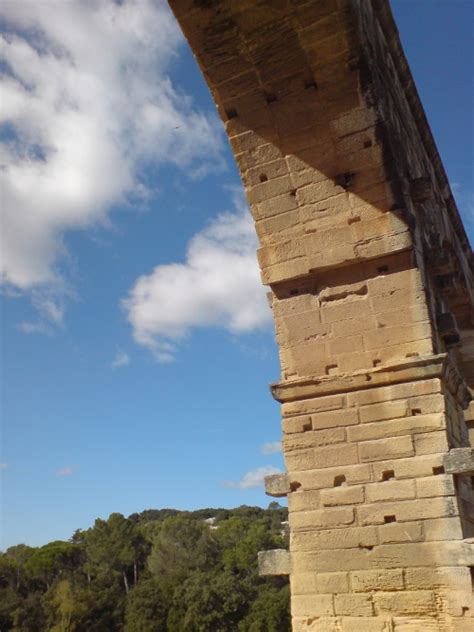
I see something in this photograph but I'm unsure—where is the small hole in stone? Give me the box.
[359,544,374,551]
[462,607,470,616]
[265,92,277,104]
[432,466,445,475]
[290,189,297,197]
[348,216,361,224]
[304,77,318,90]
[382,470,395,481]
[405,352,419,358]
[366,374,372,382]
[363,139,372,148]
[470,568,474,591]
[377,265,389,273]
[411,408,422,416]
[334,475,346,487]
[325,364,338,376]
[225,108,238,119]
[290,481,301,492]
[373,359,381,367]
[259,174,268,183]
[290,289,299,296]
[302,421,312,432]
[384,515,396,523]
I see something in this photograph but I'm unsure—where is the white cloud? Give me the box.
[222,465,282,490]
[0,462,8,470]
[111,349,130,369]
[56,466,77,477]
[261,441,282,455]
[0,0,223,300]
[123,193,272,360]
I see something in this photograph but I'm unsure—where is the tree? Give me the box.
[84,513,145,593]
[148,515,218,583]
[124,577,168,632]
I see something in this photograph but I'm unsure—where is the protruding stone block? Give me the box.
[258,549,291,576]
[443,448,474,475]
[264,473,291,497]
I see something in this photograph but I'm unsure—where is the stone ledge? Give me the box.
[444,448,474,475]
[271,353,471,409]
[264,473,291,497]
[258,549,291,576]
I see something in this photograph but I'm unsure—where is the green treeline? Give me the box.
[0,504,290,631]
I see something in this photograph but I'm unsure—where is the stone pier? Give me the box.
[168,1,474,629]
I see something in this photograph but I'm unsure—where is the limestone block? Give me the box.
[290,463,372,491]
[359,435,414,462]
[264,473,291,497]
[341,617,392,631]
[347,413,445,443]
[288,490,321,513]
[310,408,359,431]
[291,541,473,573]
[366,479,416,503]
[404,566,472,591]
[290,570,349,595]
[282,393,346,418]
[283,427,346,451]
[347,378,442,407]
[282,414,313,434]
[371,453,444,481]
[289,506,355,531]
[414,431,450,455]
[335,592,374,616]
[358,497,458,525]
[416,474,455,498]
[443,447,474,474]
[320,485,365,506]
[291,593,334,617]
[316,571,350,594]
[378,521,424,544]
[258,549,291,576]
[359,399,410,423]
[373,590,437,616]
[293,616,341,632]
[351,568,404,592]
[291,525,378,551]
[285,443,359,472]
[392,620,442,632]
[423,517,465,541]
[363,322,432,351]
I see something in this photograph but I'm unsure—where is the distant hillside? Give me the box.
[0,504,290,631]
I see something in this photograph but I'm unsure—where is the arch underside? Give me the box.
[169,1,474,629]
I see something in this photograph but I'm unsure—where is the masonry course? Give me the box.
[169,0,473,629]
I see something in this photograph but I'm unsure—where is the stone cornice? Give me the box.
[271,353,472,409]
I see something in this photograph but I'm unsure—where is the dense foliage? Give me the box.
[0,504,290,631]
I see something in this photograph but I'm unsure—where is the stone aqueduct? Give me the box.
[169,0,474,629]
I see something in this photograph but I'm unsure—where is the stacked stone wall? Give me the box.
[169,1,474,629]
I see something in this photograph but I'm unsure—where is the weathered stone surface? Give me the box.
[444,447,474,475]
[169,0,474,628]
[258,549,291,576]
[264,473,291,497]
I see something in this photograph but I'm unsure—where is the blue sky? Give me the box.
[1,0,472,550]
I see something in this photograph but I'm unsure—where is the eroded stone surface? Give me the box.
[169,0,473,629]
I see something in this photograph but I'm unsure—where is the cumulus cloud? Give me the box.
[222,466,281,490]
[0,0,223,298]
[56,466,77,477]
[261,441,282,455]
[0,462,9,470]
[123,193,272,360]
[111,349,130,369]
